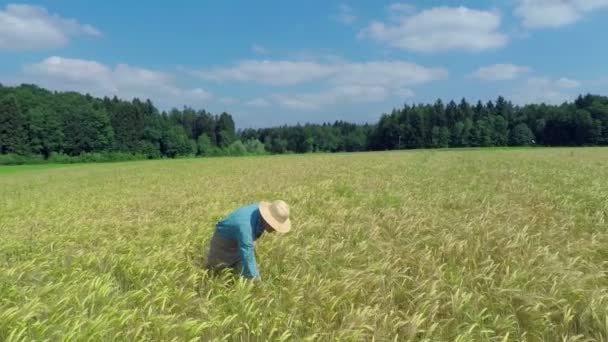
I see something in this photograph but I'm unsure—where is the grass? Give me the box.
[0,163,69,175]
[1,148,607,341]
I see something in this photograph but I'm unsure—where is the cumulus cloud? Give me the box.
[359,6,508,53]
[0,4,100,51]
[333,61,448,87]
[270,60,443,110]
[195,60,446,87]
[273,85,404,110]
[515,0,608,28]
[195,60,337,86]
[195,59,446,110]
[22,56,212,108]
[556,77,581,89]
[16,56,447,113]
[512,76,582,104]
[470,64,531,81]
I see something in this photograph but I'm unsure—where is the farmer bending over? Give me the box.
[206,200,291,280]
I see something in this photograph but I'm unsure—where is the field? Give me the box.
[1,148,607,341]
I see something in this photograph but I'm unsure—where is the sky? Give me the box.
[1,1,607,128]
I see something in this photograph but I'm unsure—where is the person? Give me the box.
[206,200,291,280]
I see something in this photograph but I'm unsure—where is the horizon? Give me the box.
[4,82,599,131]
[1,1,607,129]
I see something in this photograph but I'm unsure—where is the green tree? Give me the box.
[343,128,367,152]
[590,120,602,145]
[197,133,215,156]
[462,118,474,147]
[0,95,28,154]
[407,108,425,148]
[458,98,473,123]
[495,96,514,124]
[108,99,146,152]
[315,127,340,152]
[27,107,63,158]
[587,101,608,143]
[216,112,236,147]
[270,137,288,154]
[62,107,114,155]
[474,119,493,147]
[492,115,509,146]
[451,122,464,147]
[573,109,594,145]
[196,111,217,144]
[431,126,450,148]
[509,123,535,146]
[438,127,450,148]
[161,126,192,157]
[244,139,266,155]
[227,140,247,156]
[181,107,198,139]
[141,114,164,157]
[370,113,400,150]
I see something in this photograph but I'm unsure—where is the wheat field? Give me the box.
[1,148,607,341]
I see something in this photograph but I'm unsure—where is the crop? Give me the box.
[1,148,607,341]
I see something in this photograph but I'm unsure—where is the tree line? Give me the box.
[1,83,607,164]
[0,84,263,164]
[225,94,608,153]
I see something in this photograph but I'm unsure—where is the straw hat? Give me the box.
[259,200,291,233]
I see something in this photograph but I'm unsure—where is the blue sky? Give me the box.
[1,0,607,128]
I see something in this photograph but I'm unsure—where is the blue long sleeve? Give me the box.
[237,230,259,279]
[215,203,264,279]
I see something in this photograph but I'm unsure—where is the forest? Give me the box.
[1,83,607,164]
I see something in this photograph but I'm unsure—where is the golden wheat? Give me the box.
[1,148,607,341]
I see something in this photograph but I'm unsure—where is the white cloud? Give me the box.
[196,59,446,110]
[334,4,357,25]
[252,44,268,54]
[334,61,448,87]
[515,1,580,28]
[23,56,212,108]
[270,61,438,111]
[360,6,508,53]
[512,76,582,104]
[515,0,608,28]
[556,77,581,89]
[17,56,447,114]
[195,60,337,86]
[526,76,581,90]
[0,4,100,51]
[246,98,271,107]
[196,59,446,87]
[273,85,392,110]
[471,64,531,81]
[272,95,319,111]
[27,56,113,87]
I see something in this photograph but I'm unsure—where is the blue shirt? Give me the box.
[215,203,265,278]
